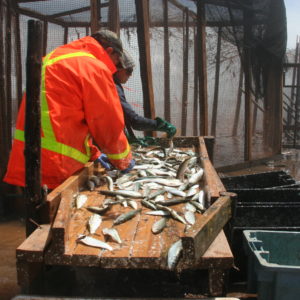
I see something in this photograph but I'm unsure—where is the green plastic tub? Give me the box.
[243,230,300,300]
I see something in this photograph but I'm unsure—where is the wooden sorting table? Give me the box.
[16,137,234,296]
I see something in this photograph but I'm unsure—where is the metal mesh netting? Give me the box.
[0,0,288,181]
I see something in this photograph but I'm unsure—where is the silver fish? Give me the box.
[147,189,165,200]
[133,163,163,170]
[145,210,171,216]
[86,180,95,191]
[156,197,189,206]
[78,235,113,251]
[89,175,101,187]
[88,214,102,234]
[176,157,195,180]
[188,168,204,185]
[164,186,186,197]
[167,239,183,270]
[102,175,114,191]
[76,194,88,209]
[178,182,189,191]
[186,184,199,197]
[100,189,142,199]
[113,209,142,225]
[184,211,195,225]
[141,199,157,210]
[185,202,196,212]
[135,178,182,187]
[102,228,122,244]
[156,204,187,224]
[190,200,205,212]
[116,173,137,186]
[195,190,205,210]
[152,217,168,234]
[153,194,165,203]
[138,170,148,177]
[86,205,110,215]
[128,200,138,209]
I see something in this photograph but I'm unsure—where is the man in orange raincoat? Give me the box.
[4,30,134,190]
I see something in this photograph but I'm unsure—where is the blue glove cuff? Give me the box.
[97,154,113,170]
[120,159,135,174]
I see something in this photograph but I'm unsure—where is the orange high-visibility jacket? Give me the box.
[4,36,131,189]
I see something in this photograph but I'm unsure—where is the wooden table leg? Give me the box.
[208,268,226,296]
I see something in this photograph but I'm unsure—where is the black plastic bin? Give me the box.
[221,170,299,190]
[221,171,300,280]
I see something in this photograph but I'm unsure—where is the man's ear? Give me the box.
[105,47,114,55]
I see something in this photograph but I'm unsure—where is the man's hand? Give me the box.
[155,117,177,138]
[96,154,113,170]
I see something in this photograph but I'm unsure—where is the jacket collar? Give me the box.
[68,36,117,74]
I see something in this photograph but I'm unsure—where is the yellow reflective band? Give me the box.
[44,52,96,67]
[106,143,131,160]
[41,51,55,139]
[14,129,90,164]
[84,134,91,158]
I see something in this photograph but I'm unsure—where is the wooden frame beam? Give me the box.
[108,0,120,35]
[90,0,100,34]
[135,0,156,136]
[197,1,208,135]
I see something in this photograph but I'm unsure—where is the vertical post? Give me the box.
[6,0,12,150]
[90,0,100,34]
[42,21,48,55]
[252,95,258,135]
[211,26,222,136]
[24,20,43,237]
[197,1,208,135]
[243,9,252,161]
[108,0,120,35]
[163,0,170,122]
[289,37,299,127]
[64,26,68,44]
[181,8,189,136]
[135,0,156,137]
[0,0,8,180]
[193,25,198,136]
[232,64,243,136]
[293,66,300,147]
[12,0,23,107]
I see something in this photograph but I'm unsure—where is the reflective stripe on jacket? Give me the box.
[4,36,131,189]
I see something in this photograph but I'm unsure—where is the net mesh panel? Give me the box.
[2,0,288,176]
[282,47,300,148]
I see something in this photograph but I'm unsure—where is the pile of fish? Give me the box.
[74,142,207,270]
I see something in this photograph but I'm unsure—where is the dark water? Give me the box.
[0,219,25,300]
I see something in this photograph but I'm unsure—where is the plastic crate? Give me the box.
[221,170,299,190]
[221,170,298,190]
[243,230,300,300]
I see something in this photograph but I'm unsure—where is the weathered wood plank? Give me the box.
[193,230,233,269]
[43,162,96,223]
[199,137,226,200]
[181,196,232,265]
[50,189,73,254]
[16,224,51,263]
[128,208,164,269]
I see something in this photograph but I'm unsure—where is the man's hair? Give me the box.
[91,29,123,55]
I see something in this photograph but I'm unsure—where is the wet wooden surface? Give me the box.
[16,137,234,295]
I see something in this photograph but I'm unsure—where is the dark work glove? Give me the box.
[155,117,177,138]
[120,159,136,174]
[96,154,113,170]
